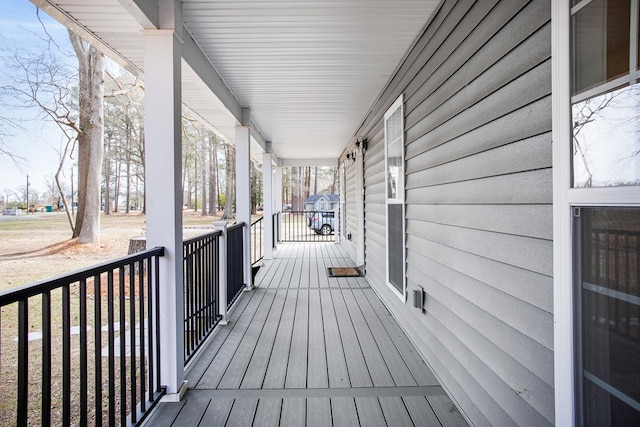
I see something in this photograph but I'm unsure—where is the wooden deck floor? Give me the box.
[146,243,467,426]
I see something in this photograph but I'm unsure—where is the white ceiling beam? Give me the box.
[280,158,338,167]
[116,0,159,29]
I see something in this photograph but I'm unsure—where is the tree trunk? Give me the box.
[221,142,235,219]
[103,135,111,215]
[304,167,311,201]
[69,32,104,244]
[201,138,207,216]
[313,167,318,194]
[291,167,300,211]
[113,158,120,212]
[125,130,131,213]
[208,134,217,215]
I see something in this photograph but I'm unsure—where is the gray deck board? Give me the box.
[218,290,277,389]
[404,396,442,426]
[351,289,418,387]
[331,397,360,427]
[428,394,469,426]
[196,290,267,388]
[147,243,467,427]
[262,290,298,389]
[281,398,306,426]
[379,396,415,427]
[254,398,282,427]
[285,289,309,388]
[342,289,395,387]
[355,397,387,427]
[240,290,287,389]
[320,288,351,388]
[307,398,332,427]
[171,398,209,426]
[331,289,373,388]
[145,401,185,427]
[308,289,329,388]
[362,288,440,386]
[225,398,258,426]
[199,397,234,427]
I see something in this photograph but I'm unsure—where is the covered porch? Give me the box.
[147,242,466,427]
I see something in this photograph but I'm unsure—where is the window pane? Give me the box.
[388,203,404,293]
[386,106,403,199]
[572,83,640,187]
[577,207,640,426]
[572,0,630,95]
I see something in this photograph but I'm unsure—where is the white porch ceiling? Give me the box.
[31,0,440,162]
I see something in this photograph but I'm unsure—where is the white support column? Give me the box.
[213,221,229,325]
[274,166,283,244]
[143,28,185,397]
[235,122,253,289]
[355,148,365,264]
[262,153,274,260]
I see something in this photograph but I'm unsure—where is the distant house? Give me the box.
[304,194,338,212]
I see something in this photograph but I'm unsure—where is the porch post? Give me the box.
[143,25,185,396]
[355,147,365,263]
[235,112,253,289]
[262,152,274,259]
[274,166,283,244]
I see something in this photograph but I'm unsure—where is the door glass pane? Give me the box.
[576,207,640,426]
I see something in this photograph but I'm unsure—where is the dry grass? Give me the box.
[0,210,239,426]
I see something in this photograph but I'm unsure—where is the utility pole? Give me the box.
[26,175,29,214]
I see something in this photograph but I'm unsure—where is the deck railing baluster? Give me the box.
[0,248,165,426]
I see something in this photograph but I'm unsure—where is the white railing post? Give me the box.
[214,221,228,325]
[263,152,274,259]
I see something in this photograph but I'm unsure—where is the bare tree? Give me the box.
[69,31,104,243]
[208,133,218,215]
[201,135,207,216]
[221,142,235,220]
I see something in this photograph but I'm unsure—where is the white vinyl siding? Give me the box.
[358,0,553,425]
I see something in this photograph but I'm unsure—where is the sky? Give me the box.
[0,0,75,200]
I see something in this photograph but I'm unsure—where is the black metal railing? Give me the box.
[227,223,245,307]
[251,216,264,266]
[0,248,166,427]
[281,210,336,242]
[183,232,221,364]
[272,212,280,247]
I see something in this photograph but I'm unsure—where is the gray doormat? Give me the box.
[327,267,363,277]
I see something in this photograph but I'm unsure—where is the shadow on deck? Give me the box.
[146,243,467,426]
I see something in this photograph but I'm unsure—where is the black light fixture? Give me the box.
[356,137,368,152]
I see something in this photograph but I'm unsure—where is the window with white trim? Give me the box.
[384,95,405,298]
[570,1,640,425]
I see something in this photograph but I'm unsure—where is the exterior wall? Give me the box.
[355,1,553,425]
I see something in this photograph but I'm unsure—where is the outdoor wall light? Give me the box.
[356,137,368,152]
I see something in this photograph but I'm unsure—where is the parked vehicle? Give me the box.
[309,211,335,235]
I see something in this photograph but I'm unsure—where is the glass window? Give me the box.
[386,106,404,200]
[575,207,640,426]
[572,0,630,94]
[571,0,640,188]
[384,95,405,297]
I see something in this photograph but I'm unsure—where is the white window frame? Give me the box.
[384,94,406,300]
[552,1,640,425]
